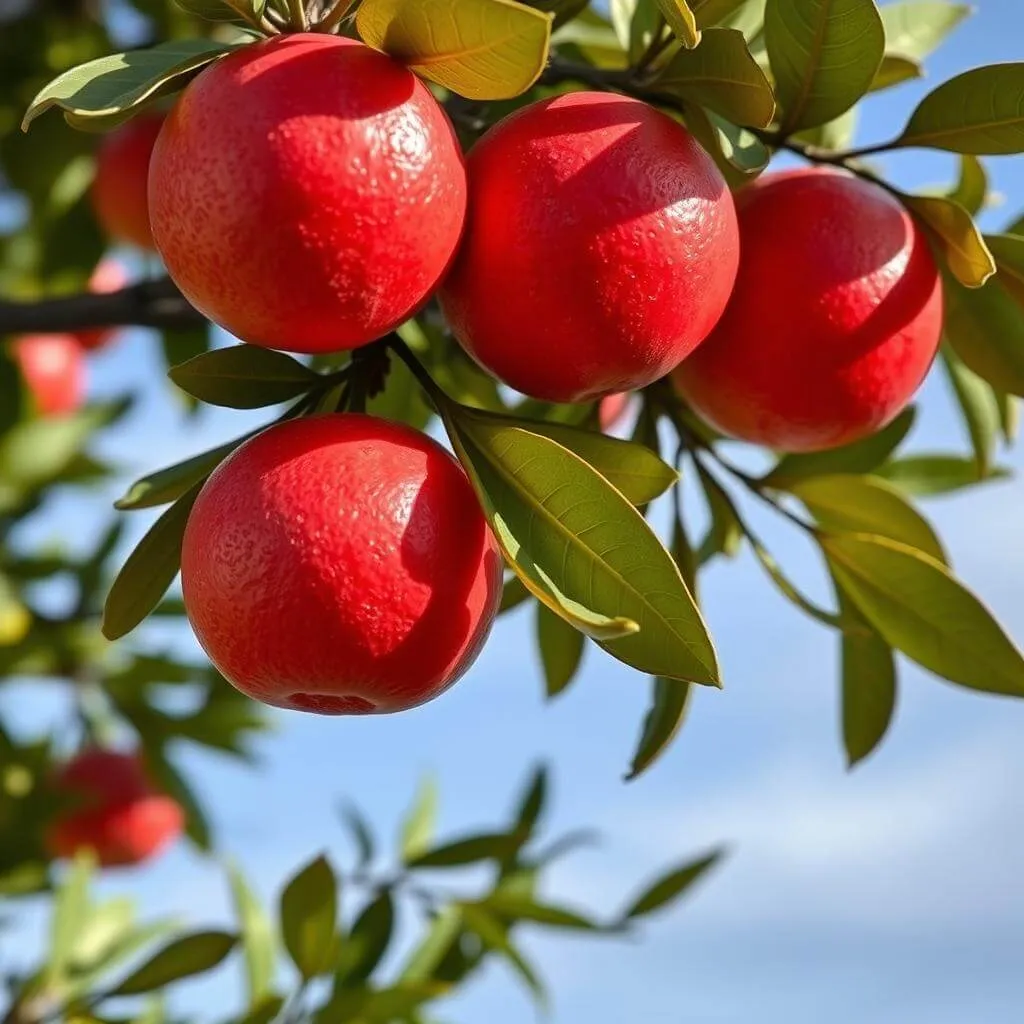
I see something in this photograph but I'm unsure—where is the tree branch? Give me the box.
[0,278,206,335]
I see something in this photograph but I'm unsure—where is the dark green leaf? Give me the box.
[356,0,553,100]
[480,894,602,931]
[109,931,236,995]
[280,855,338,979]
[877,454,1010,495]
[115,438,245,511]
[793,105,858,150]
[985,232,1024,308]
[626,676,692,780]
[510,765,548,844]
[101,482,202,640]
[762,407,916,486]
[235,997,286,1024]
[337,890,394,984]
[408,832,515,869]
[655,28,775,128]
[897,62,1024,153]
[228,863,275,1006]
[835,580,896,768]
[899,192,995,287]
[316,983,445,1022]
[620,849,724,920]
[941,344,999,477]
[536,603,586,698]
[823,533,1024,696]
[400,777,439,864]
[765,0,885,133]
[168,346,319,410]
[442,402,718,682]
[23,41,235,132]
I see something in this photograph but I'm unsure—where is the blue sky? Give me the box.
[4,2,1024,1021]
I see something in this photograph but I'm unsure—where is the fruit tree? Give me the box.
[1,0,1023,1020]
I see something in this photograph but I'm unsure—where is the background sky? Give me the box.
[3,2,1024,1021]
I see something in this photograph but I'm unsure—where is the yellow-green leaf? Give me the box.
[356,0,552,100]
[870,53,921,92]
[656,0,701,47]
[789,473,946,563]
[899,192,995,287]
[22,40,233,132]
[823,533,1024,696]
[684,105,771,187]
[765,0,885,133]
[879,1,970,62]
[897,62,1024,154]
[985,232,1024,308]
[654,28,775,128]
[948,155,988,217]
[442,404,719,683]
[877,455,1010,496]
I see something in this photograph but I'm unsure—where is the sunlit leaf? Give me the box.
[280,855,338,979]
[109,931,236,995]
[899,192,995,287]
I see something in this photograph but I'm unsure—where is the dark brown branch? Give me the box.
[0,277,206,335]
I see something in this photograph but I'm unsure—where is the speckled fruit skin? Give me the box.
[77,258,129,350]
[46,749,184,868]
[13,334,85,416]
[91,114,163,249]
[148,34,467,354]
[438,92,739,403]
[673,168,944,452]
[180,414,502,715]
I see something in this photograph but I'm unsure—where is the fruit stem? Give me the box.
[314,0,353,32]
[387,334,447,408]
[286,0,309,31]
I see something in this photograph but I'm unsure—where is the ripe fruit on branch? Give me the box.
[91,113,163,249]
[439,92,739,403]
[149,34,467,354]
[76,257,129,351]
[673,168,943,452]
[46,749,184,868]
[12,333,85,416]
[180,414,502,714]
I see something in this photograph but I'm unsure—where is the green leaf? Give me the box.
[460,904,546,1008]
[280,855,338,979]
[877,454,1010,496]
[656,0,701,47]
[765,0,885,133]
[896,62,1024,154]
[400,777,439,864]
[944,272,1024,395]
[878,1,969,61]
[115,438,244,511]
[109,931,236,995]
[899,193,995,287]
[871,53,922,91]
[168,346,319,410]
[998,391,1019,444]
[695,459,743,564]
[236,997,286,1024]
[823,533,1024,696]
[620,849,723,920]
[510,764,547,843]
[22,40,234,132]
[762,407,916,487]
[692,0,750,28]
[535,603,586,698]
[228,863,275,1006]
[793,104,858,150]
[941,344,999,478]
[654,28,775,128]
[338,803,375,869]
[48,851,94,987]
[316,983,446,1022]
[985,232,1024,308]
[442,403,718,682]
[337,890,394,984]
[626,676,692,780]
[683,105,772,187]
[789,474,945,563]
[481,894,602,930]
[174,0,254,22]
[399,907,463,983]
[68,897,134,973]
[510,419,679,506]
[101,482,202,641]
[948,155,988,217]
[835,580,896,768]
[498,574,531,613]
[356,0,552,101]
[407,832,515,868]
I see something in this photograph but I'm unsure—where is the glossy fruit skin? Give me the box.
[77,258,129,350]
[46,750,184,868]
[12,334,85,416]
[91,114,163,249]
[149,34,467,354]
[438,91,739,403]
[673,168,944,452]
[181,414,502,714]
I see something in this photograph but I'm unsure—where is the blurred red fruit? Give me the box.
[181,414,502,714]
[598,392,633,432]
[12,333,85,416]
[46,749,184,868]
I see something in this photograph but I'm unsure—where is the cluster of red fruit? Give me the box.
[39,34,944,847]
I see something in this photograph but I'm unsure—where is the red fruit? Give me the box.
[673,168,944,451]
[12,334,85,416]
[149,34,467,354]
[91,114,163,249]
[46,749,184,868]
[438,92,739,403]
[598,392,633,432]
[180,414,502,714]
[76,258,129,351]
